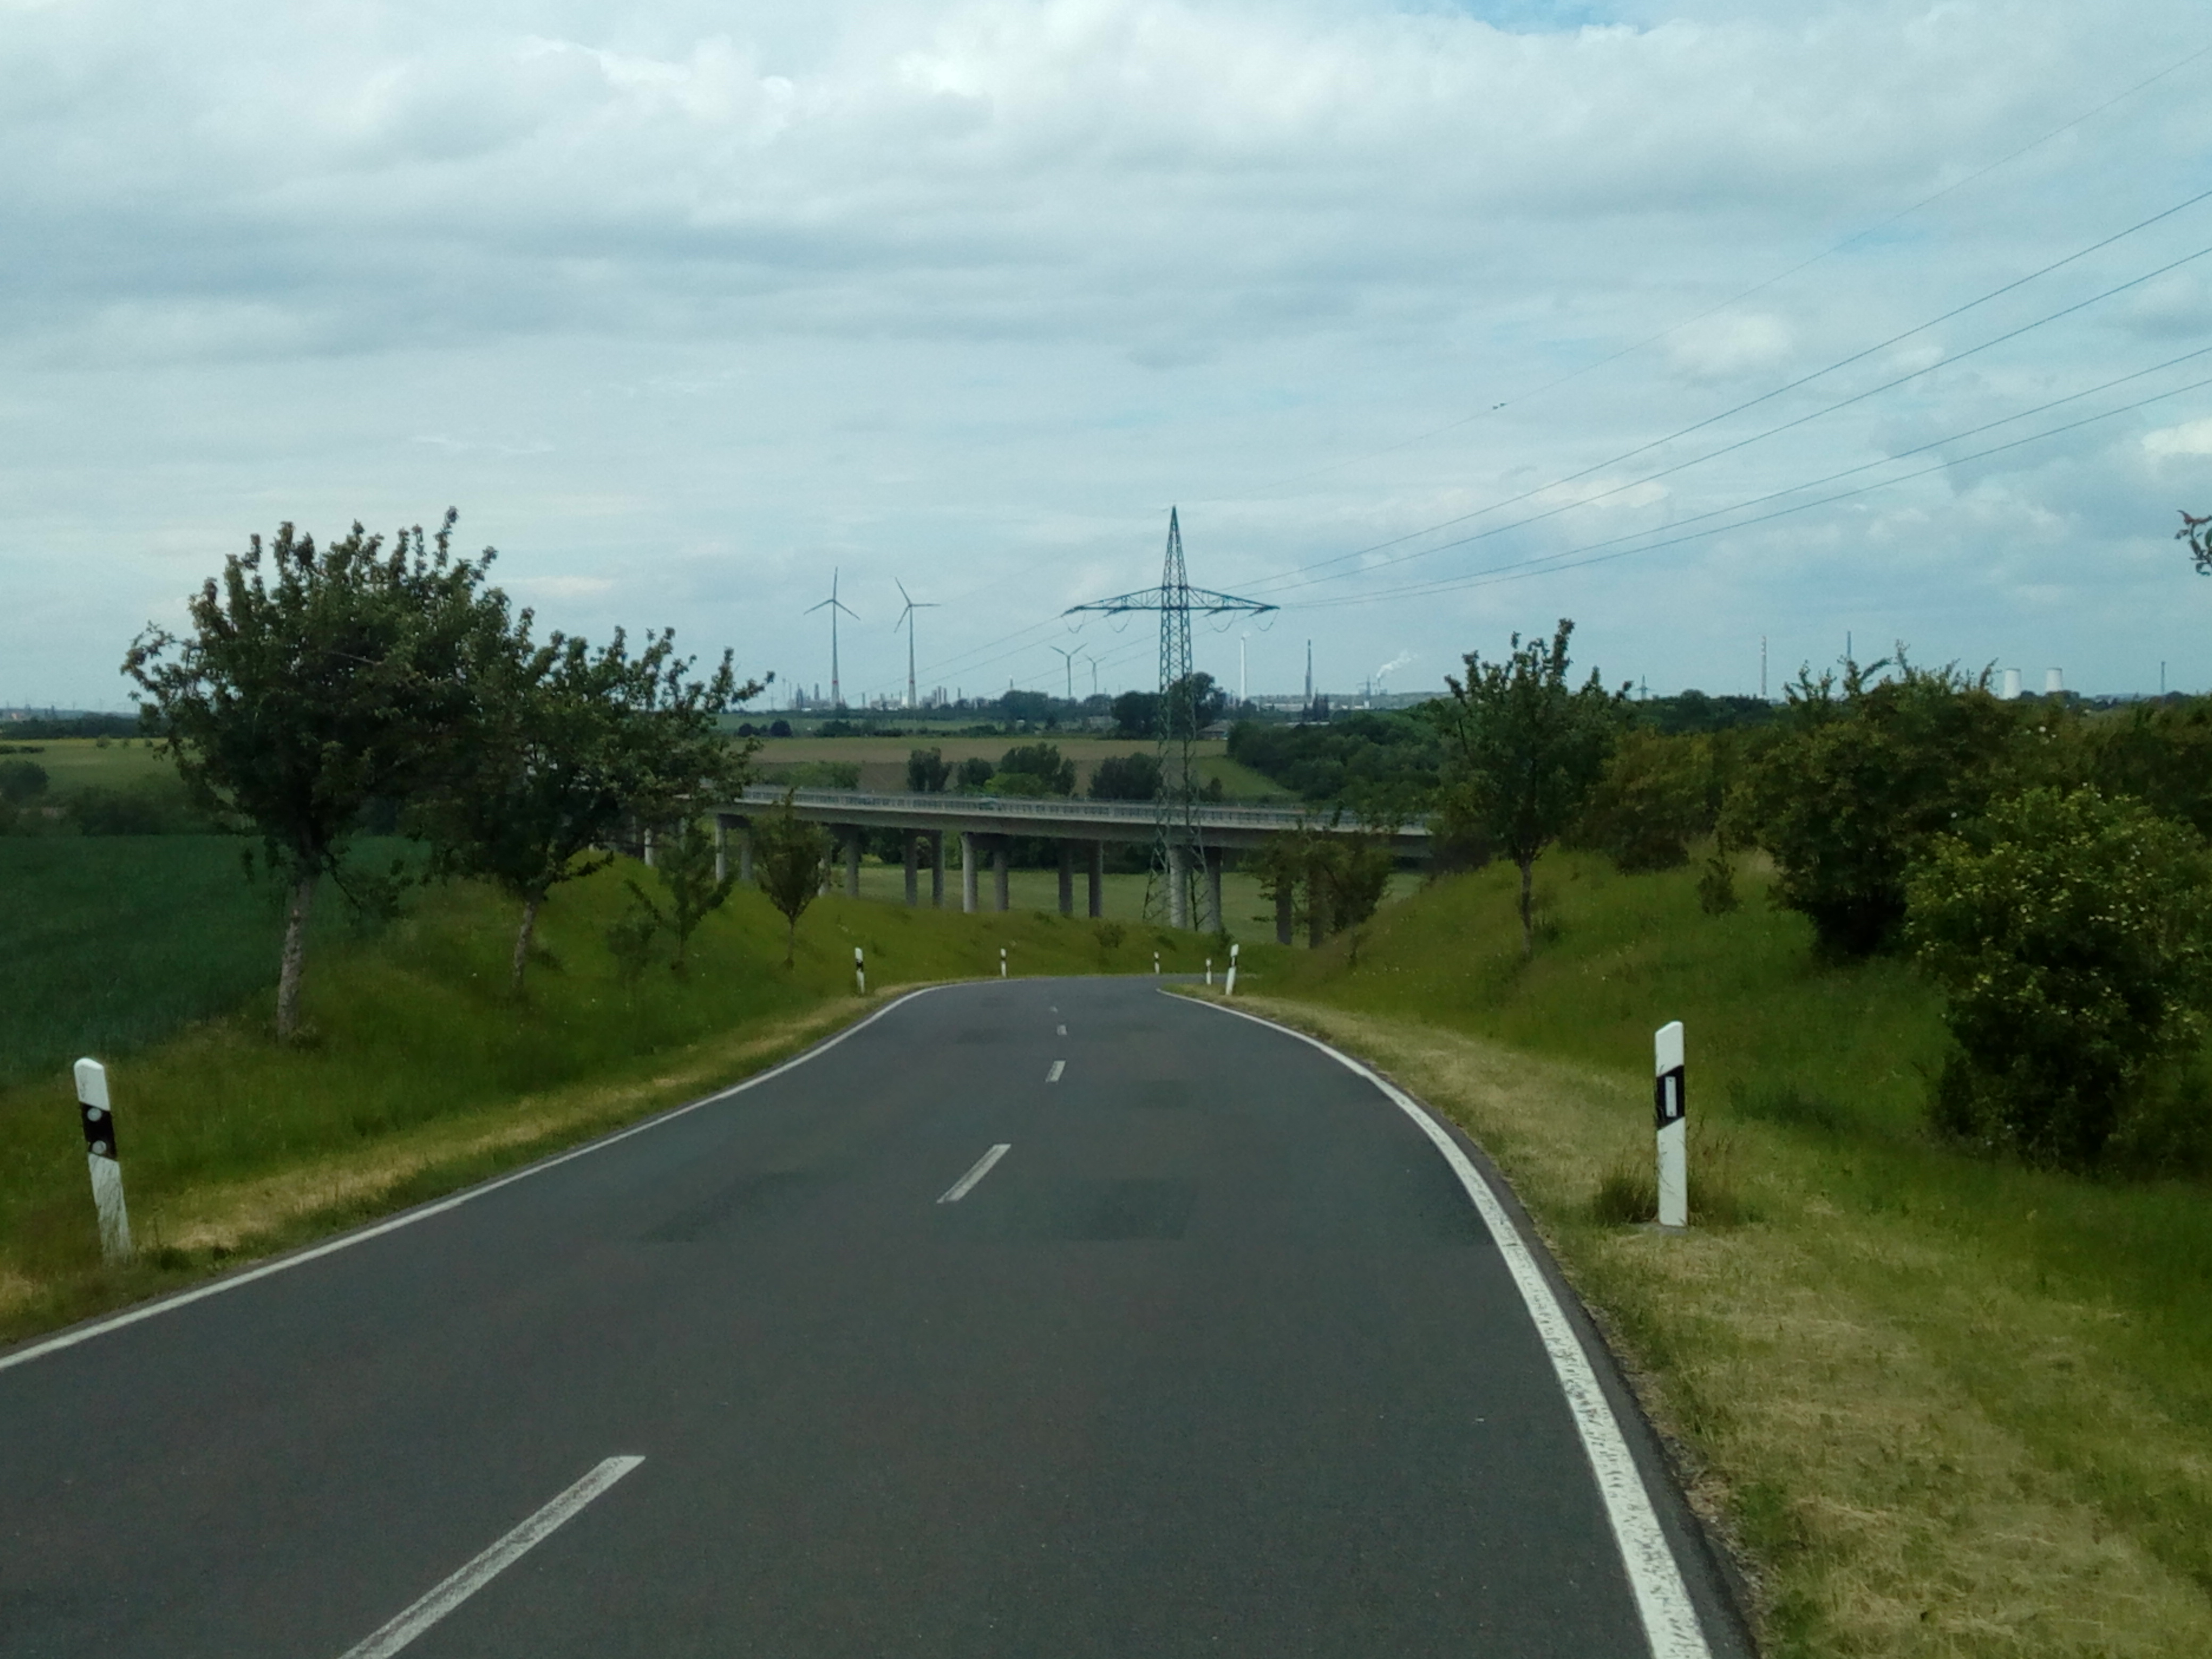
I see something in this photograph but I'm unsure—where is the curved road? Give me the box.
[1,978,1746,1658]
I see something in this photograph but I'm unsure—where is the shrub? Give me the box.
[1574,728,1709,873]
[1090,752,1161,801]
[0,758,48,805]
[1741,658,2018,957]
[1907,786,2212,1169]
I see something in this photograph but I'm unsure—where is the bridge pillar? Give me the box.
[1087,841,1104,918]
[1276,881,1294,946]
[929,831,944,907]
[1057,841,1075,917]
[903,832,919,906]
[961,833,979,913]
[993,840,1010,912]
[1167,842,1190,929]
[713,815,729,884]
[844,827,861,899]
[1202,845,1224,935]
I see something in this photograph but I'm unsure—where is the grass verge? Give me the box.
[1211,851,2212,1657]
[1,856,1245,1347]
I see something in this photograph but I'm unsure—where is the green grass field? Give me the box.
[1232,850,2212,1656]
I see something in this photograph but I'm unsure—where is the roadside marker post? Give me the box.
[1152,951,1160,976]
[1224,942,1239,995]
[73,1059,133,1263]
[853,946,866,996]
[1205,958,1213,987]
[999,946,1007,979]
[1654,1021,1687,1229]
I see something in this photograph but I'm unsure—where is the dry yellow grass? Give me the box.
[1221,993,2212,1658]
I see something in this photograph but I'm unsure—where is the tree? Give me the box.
[1431,620,1624,957]
[0,758,48,806]
[420,618,753,993]
[1572,728,1711,873]
[1738,657,2016,958]
[952,756,995,791]
[752,791,830,966]
[124,513,501,1038]
[1090,751,1162,800]
[1908,787,2212,1168]
[648,816,738,970]
[906,747,951,793]
[1163,671,1226,739]
[998,743,1076,795]
[1111,690,1160,738]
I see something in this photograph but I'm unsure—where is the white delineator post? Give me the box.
[1224,942,1239,996]
[853,946,866,996]
[999,946,1007,979]
[73,1058,133,1263]
[1152,951,1160,976]
[1205,958,1213,987]
[1654,1021,1687,1229]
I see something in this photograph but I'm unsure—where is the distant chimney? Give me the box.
[2000,668,2022,701]
[2045,668,2064,697]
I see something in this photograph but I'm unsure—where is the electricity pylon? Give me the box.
[894,579,939,709]
[806,569,859,709]
[1065,508,1276,927]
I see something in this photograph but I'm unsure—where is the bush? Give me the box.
[0,758,48,805]
[1741,659,2018,957]
[1090,751,1161,800]
[1907,786,2212,1169]
[1573,728,1709,872]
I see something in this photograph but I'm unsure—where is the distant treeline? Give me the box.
[1,713,139,740]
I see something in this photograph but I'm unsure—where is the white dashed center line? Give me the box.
[936,1144,1011,1204]
[1057,1024,1067,1037]
[1047,1061,1066,1083]
[338,1456,644,1659]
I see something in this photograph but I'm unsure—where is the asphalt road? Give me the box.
[0,978,1745,1658]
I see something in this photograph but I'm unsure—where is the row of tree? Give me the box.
[1431,619,2212,1171]
[125,515,756,1036]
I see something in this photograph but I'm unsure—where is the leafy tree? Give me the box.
[752,791,830,966]
[2080,696,2212,839]
[421,617,752,994]
[1738,657,2016,958]
[1163,671,1226,739]
[998,743,1076,795]
[1111,690,1160,739]
[1227,711,1443,809]
[1908,787,2212,1168]
[1254,815,1398,945]
[648,816,738,970]
[906,747,951,793]
[1432,619,1624,958]
[998,689,1057,727]
[1573,728,1711,873]
[952,756,996,792]
[124,513,501,1038]
[1090,752,1162,800]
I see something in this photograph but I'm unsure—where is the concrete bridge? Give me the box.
[709,786,1431,937]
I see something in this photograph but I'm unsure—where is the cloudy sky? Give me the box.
[5,0,2210,711]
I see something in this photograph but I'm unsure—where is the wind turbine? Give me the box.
[1050,646,1079,701]
[807,568,859,709]
[894,579,940,710]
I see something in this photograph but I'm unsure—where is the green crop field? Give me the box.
[0,835,411,1088]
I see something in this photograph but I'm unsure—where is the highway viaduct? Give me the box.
[708,787,1433,941]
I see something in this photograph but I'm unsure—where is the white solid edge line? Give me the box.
[1,987,948,1375]
[1047,1060,1066,1082]
[937,1143,1011,1204]
[1178,994,1712,1659]
[337,1455,643,1659]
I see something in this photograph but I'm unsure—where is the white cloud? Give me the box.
[2143,417,2212,459]
[3,0,2211,708]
